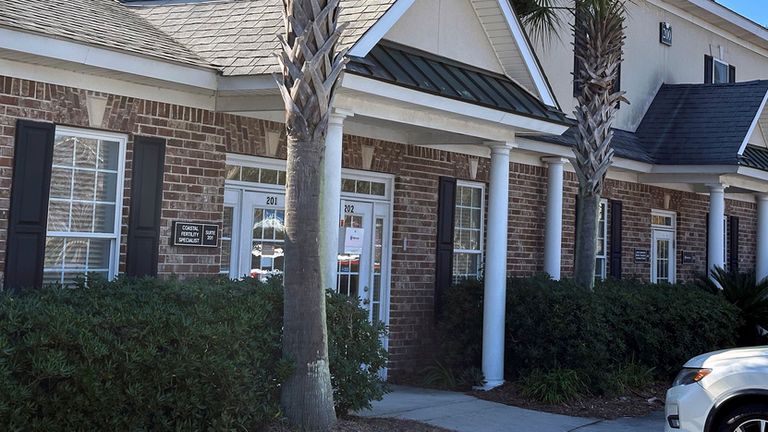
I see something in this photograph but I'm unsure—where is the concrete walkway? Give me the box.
[358,386,665,432]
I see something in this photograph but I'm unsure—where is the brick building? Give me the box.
[1,0,767,383]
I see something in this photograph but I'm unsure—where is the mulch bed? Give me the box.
[470,381,667,420]
[269,417,453,432]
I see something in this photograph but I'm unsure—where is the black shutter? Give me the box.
[435,176,456,317]
[729,65,736,83]
[126,136,166,278]
[705,55,714,84]
[609,200,623,279]
[4,120,56,291]
[729,216,739,273]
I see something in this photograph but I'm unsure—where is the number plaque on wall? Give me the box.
[172,221,219,247]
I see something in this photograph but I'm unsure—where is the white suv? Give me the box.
[666,347,768,432]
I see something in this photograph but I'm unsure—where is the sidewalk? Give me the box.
[358,386,665,432]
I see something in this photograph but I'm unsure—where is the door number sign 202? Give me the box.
[344,204,355,213]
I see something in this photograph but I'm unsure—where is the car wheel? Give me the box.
[718,404,768,432]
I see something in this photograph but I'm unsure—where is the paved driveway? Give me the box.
[359,386,665,432]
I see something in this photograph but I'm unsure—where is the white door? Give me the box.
[338,200,374,309]
[238,190,286,280]
[651,229,676,283]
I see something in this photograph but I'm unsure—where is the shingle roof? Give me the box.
[131,0,397,76]
[635,80,768,165]
[0,0,210,69]
[347,42,568,124]
[528,81,768,170]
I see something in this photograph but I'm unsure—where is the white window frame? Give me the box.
[595,199,609,280]
[45,126,127,282]
[453,181,485,281]
[651,209,677,284]
[713,58,731,84]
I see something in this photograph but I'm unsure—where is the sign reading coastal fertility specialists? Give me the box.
[172,221,219,247]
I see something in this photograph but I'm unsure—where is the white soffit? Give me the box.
[488,0,558,107]
[469,0,547,105]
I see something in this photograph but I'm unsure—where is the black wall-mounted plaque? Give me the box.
[660,22,672,46]
[682,251,696,264]
[634,249,650,263]
[172,221,218,247]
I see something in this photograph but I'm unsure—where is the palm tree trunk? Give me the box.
[275,0,348,429]
[571,0,627,289]
[574,186,600,287]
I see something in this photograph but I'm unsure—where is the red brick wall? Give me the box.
[0,75,226,277]
[0,74,761,378]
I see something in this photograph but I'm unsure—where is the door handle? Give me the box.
[363,286,370,292]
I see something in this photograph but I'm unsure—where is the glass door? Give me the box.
[338,200,374,309]
[239,190,286,280]
[651,229,675,283]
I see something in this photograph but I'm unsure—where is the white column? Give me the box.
[481,141,514,390]
[757,195,768,283]
[707,184,726,277]
[320,109,353,291]
[543,157,566,280]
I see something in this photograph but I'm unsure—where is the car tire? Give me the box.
[718,404,768,432]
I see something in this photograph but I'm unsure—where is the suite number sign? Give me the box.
[660,22,672,46]
[172,221,219,247]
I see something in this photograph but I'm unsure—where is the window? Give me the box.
[221,206,234,274]
[453,183,484,282]
[44,128,125,285]
[713,59,730,84]
[595,199,608,280]
[651,210,677,284]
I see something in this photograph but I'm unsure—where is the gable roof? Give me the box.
[635,81,768,165]
[0,0,210,69]
[529,80,768,170]
[131,0,398,76]
[348,41,567,124]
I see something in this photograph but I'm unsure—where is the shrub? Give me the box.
[437,275,742,396]
[520,368,588,404]
[326,290,388,415]
[0,276,387,430]
[696,267,768,345]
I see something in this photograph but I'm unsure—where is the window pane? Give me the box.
[242,167,259,182]
[73,170,96,200]
[222,207,233,238]
[87,239,111,270]
[714,61,729,83]
[225,165,241,181]
[74,137,98,168]
[63,238,87,269]
[70,203,94,232]
[53,136,75,166]
[98,140,120,170]
[48,201,71,231]
[44,237,65,268]
[93,204,116,233]
[50,168,73,199]
[221,239,231,274]
[260,169,278,184]
[95,172,118,201]
[341,178,356,193]
[371,182,386,196]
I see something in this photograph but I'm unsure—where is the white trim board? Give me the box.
[0,26,219,91]
[739,90,768,155]
[348,0,417,57]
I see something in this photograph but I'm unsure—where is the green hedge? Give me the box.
[438,275,741,393]
[0,277,386,431]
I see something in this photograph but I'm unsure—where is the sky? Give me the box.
[715,1,768,27]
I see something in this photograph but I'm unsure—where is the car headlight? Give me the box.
[673,368,712,386]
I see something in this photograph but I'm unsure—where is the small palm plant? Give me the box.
[697,267,768,346]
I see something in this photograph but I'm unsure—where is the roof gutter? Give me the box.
[0,26,219,91]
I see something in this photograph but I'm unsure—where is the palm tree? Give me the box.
[513,0,628,289]
[274,0,348,429]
